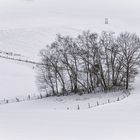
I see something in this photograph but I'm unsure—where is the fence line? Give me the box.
[0,91,130,110]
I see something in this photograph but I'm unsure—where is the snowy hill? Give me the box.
[0,58,37,99]
[0,76,139,140]
[0,3,139,99]
[0,0,140,139]
[0,0,140,99]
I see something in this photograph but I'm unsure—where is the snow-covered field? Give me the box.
[0,77,139,140]
[0,91,127,109]
[0,0,140,139]
[0,0,140,98]
[0,58,37,99]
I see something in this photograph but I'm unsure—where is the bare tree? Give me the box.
[117,32,140,89]
[37,31,140,96]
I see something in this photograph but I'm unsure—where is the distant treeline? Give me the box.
[37,31,140,96]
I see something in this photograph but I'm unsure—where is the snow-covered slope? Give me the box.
[0,0,140,99]
[1,0,140,60]
[0,58,37,99]
[0,0,140,58]
[0,0,140,139]
[0,76,139,140]
[0,27,81,61]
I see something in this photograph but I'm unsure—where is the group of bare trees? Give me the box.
[37,31,140,96]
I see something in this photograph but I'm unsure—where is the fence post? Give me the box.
[77,105,80,110]
[40,94,43,99]
[28,95,30,100]
[88,103,91,108]
[16,98,19,102]
[108,99,110,103]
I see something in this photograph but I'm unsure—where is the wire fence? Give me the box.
[0,90,130,110]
